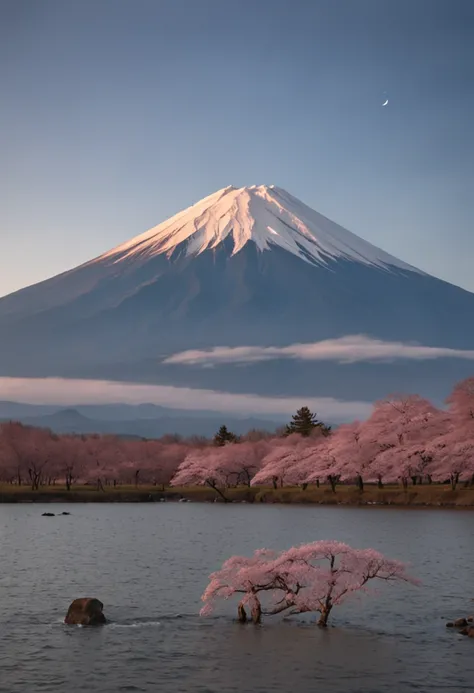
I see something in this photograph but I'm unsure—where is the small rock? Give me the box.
[467,616,473,623]
[60,512,71,516]
[65,598,106,626]
[454,618,468,628]
[42,512,55,517]
[446,622,454,628]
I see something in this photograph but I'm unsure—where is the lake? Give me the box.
[0,503,473,692]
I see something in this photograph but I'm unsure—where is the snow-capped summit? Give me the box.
[100,184,420,274]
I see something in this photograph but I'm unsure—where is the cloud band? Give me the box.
[163,335,474,367]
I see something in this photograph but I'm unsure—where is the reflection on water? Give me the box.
[0,503,473,692]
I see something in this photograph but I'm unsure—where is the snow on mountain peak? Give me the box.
[100,184,421,274]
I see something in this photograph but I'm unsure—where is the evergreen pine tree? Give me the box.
[285,406,331,437]
[213,425,238,446]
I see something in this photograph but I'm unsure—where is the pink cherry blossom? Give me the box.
[201,540,417,626]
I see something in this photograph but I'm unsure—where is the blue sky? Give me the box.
[2,0,473,298]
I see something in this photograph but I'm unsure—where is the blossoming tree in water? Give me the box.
[201,541,416,627]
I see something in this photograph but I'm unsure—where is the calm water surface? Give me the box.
[0,503,473,692]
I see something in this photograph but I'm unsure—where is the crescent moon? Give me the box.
[382,99,389,106]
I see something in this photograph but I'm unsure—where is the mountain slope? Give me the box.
[0,185,473,407]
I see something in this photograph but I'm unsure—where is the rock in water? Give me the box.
[42,512,55,517]
[64,598,106,625]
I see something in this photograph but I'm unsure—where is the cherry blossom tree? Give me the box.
[147,442,188,489]
[416,378,474,489]
[54,435,87,490]
[326,421,381,491]
[446,377,474,422]
[425,417,474,489]
[0,422,27,485]
[171,439,271,499]
[170,447,233,501]
[215,440,270,486]
[201,541,416,627]
[80,434,117,491]
[17,426,57,490]
[358,395,448,488]
[251,434,315,488]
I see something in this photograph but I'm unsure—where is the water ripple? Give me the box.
[0,502,473,692]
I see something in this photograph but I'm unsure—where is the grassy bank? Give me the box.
[0,484,473,507]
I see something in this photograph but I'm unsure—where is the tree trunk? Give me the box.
[302,483,308,491]
[237,602,247,623]
[316,478,320,488]
[251,600,262,625]
[401,477,408,490]
[29,469,41,491]
[207,481,228,503]
[356,474,364,492]
[328,475,337,493]
[317,604,332,627]
[272,477,277,490]
[377,476,384,489]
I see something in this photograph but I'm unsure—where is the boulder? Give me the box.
[42,512,55,517]
[446,622,454,628]
[65,598,106,625]
[60,512,71,516]
[454,618,468,628]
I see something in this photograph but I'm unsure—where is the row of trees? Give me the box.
[0,407,328,491]
[0,378,473,493]
[172,378,474,494]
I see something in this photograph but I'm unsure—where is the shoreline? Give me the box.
[1,485,473,507]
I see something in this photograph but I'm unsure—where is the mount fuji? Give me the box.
[1,184,473,415]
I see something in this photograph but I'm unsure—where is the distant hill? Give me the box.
[0,403,282,438]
